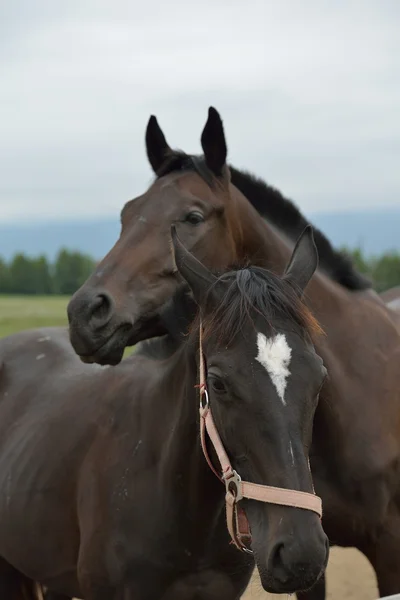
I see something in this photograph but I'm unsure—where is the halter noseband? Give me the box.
[198,324,322,553]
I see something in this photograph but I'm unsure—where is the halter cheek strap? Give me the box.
[198,325,322,553]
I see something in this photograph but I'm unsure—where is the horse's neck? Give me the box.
[158,340,225,527]
[241,214,346,311]
[241,212,379,339]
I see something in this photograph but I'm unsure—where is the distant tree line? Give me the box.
[343,247,400,293]
[0,246,400,295]
[0,249,96,295]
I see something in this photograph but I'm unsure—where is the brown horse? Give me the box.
[0,228,328,598]
[68,107,400,599]
[381,286,400,311]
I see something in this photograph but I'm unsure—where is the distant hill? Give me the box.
[0,218,121,261]
[0,207,399,261]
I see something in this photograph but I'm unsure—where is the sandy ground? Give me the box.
[243,547,379,599]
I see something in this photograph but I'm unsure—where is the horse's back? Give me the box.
[0,328,93,583]
[0,326,75,399]
[0,326,144,592]
[0,325,146,485]
[0,326,109,444]
[358,288,400,330]
[380,286,400,304]
[377,286,400,317]
[0,326,191,595]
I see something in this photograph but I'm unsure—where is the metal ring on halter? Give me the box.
[224,470,243,502]
[200,388,209,411]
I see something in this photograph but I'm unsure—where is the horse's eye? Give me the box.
[209,376,227,394]
[184,211,204,225]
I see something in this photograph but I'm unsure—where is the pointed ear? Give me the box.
[283,226,318,296]
[200,107,228,177]
[171,225,218,306]
[145,115,172,173]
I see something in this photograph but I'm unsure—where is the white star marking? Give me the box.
[255,332,292,405]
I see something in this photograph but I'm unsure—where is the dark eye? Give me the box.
[184,211,205,225]
[209,376,227,395]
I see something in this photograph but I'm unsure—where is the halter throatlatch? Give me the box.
[198,324,322,553]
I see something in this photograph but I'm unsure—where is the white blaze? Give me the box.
[255,332,292,405]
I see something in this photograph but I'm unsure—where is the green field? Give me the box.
[0,295,69,338]
[0,295,135,357]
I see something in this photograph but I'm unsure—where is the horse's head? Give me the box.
[67,108,256,365]
[172,225,328,594]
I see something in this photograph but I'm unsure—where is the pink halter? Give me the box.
[198,325,322,553]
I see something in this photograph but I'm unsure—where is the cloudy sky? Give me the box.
[0,1,399,222]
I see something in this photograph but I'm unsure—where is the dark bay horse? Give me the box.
[68,107,400,598]
[0,229,328,598]
[380,286,400,311]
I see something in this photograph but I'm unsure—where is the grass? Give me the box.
[0,295,134,357]
[0,295,69,338]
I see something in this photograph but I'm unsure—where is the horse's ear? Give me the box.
[171,225,218,306]
[145,115,172,173]
[283,226,318,296]
[200,107,228,178]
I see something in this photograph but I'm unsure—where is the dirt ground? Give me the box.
[243,547,379,599]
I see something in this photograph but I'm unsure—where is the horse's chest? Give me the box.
[160,569,238,600]
[85,535,248,600]
[93,506,250,598]
[113,512,227,573]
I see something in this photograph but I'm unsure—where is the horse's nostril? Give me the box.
[267,529,328,592]
[89,293,113,325]
[269,542,289,584]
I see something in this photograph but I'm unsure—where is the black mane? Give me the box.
[137,267,318,358]
[202,266,319,346]
[158,152,371,291]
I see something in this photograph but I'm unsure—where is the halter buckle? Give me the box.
[224,469,243,502]
[200,388,209,411]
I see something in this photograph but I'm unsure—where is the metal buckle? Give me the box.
[200,388,209,411]
[224,469,243,502]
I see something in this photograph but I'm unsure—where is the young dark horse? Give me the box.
[68,107,400,599]
[0,229,328,598]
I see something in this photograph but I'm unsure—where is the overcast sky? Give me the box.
[0,1,399,222]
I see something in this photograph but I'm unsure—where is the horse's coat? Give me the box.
[0,228,328,598]
[67,107,400,599]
